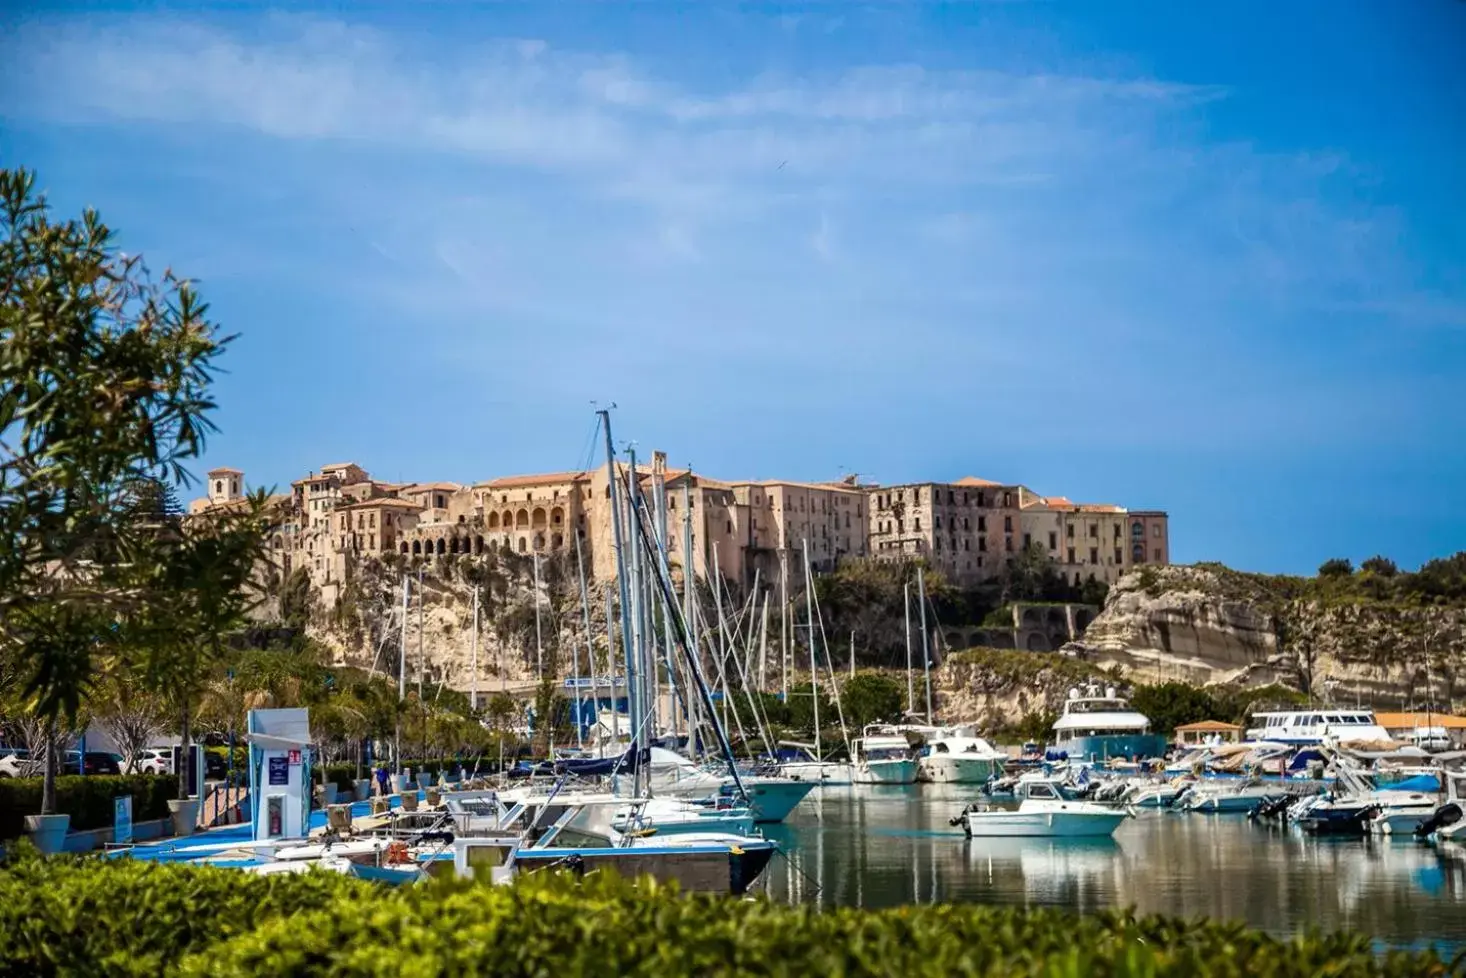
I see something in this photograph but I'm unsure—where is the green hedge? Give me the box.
[0,846,372,976]
[0,775,179,840]
[0,853,1451,977]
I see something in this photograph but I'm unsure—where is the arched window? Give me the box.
[533,533,546,551]
[1131,522,1144,538]
[551,507,564,526]
[515,509,529,529]
[551,533,564,550]
[1132,543,1145,563]
[475,535,484,554]
[435,538,446,555]
[214,480,223,495]
[488,512,500,529]
[517,537,527,553]
[532,507,548,528]
[412,540,422,555]
[400,542,409,554]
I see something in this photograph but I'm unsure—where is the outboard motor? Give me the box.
[1415,802,1463,838]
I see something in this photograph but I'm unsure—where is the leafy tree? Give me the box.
[1078,577,1110,607]
[1130,681,1218,736]
[1360,555,1398,578]
[839,673,904,728]
[783,681,832,735]
[1318,558,1354,577]
[275,566,314,632]
[0,168,235,813]
[94,673,168,773]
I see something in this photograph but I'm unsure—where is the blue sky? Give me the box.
[3,1,1464,575]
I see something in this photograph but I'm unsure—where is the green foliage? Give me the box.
[839,673,905,727]
[1319,558,1354,578]
[783,682,833,735]
[1130,682,1220,736]
[0,845,374,976]
[273,566,314,632]
[1361,555,1398,578]
[2,860,1442,977]
[0,774,178,840]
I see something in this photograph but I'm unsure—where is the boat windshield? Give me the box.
[1024,782,1060,801]
[864,747,909,762]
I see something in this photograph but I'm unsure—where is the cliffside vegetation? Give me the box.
[1136,552,1466,611]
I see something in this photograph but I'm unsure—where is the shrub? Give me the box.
[0,774,179,840]
[0,859,1447,977]
[0,846,374,976]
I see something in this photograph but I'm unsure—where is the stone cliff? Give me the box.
[1067,563,1466,710]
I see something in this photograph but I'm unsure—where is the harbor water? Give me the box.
[757,783,1466,953]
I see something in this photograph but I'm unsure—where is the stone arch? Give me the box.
[533,532,546,551]
[400,542,409,554]
[1022,608,1042,627]
[488,511,501,529]
[1025,632,1051,652]
[517,536,528,553]
[515,509,529,529]
[551,506,565,527]
[551,532,564,550]
[436,538,446,555]
[475,535,484,554]
[532,507,548,528]
[449,537,460,554]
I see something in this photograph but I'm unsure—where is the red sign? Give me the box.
[288,749,301,765]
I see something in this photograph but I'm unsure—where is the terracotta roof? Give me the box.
[477,471,590,489]
[1376,712,1466,729]
[1075,503,1125,514]
[401,482,463,493]
[736,479,863,493]
[954,476,1003,487]
[319,462,362,471]
[1174,720,1243,732]
[207,466,243,475]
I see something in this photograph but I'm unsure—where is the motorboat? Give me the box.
[1122,778,1191,809]
[446,792,777,895]
[1051,684,1168,762]
[917,733,1006,784]
[1245,709,1394,747]
[774,741,853,786]
[953,780,1130,839]
[852,727,918,785]
[1176,779,1288,814]
[642,747,816,822]
[609,797,755,837]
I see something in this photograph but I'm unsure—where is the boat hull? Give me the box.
[917,754,1002,784]
[963,809,1126,839]
[514,841,776,895]
[738,780,817,822]
[854,759,917,785]
[780,761,853,786]
[1053,733,1169,763]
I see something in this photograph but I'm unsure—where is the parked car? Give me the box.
[204,750,228,780]
[0,748,36,778]
[131,748,174,775]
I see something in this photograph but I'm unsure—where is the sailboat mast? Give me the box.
[598,409,638,765]
[904,581,915,715]
[396,573,408,773]
[603,586,620,748]
[801,540,821,761]
[470,585,479,712]
[780,554,790,700]
[532,551,544,683]
[917,564,933,723]
[681,480,697,750]
[573,528,595,750]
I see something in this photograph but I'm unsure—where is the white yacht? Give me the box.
[955,781,1129,838]
[775,742,853,786]
[641,747,816,822]
[1245,709,1394,746]
[851,726,918,785]
[917,732,1006,784]
[1051,685,1168,762]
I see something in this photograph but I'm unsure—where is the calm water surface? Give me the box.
[755,784,1466,952]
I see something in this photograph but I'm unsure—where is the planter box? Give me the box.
[167,798,199,837]
[24,814,70,855]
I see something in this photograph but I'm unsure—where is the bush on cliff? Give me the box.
[0,855,1449,977]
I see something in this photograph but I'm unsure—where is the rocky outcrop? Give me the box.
[934,649,1115,730]
[1067,565,1466,708]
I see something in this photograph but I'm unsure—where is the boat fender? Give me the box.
[729,845,744,855]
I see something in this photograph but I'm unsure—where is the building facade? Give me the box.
[866,477,1024,584]
[190,458,1169,600]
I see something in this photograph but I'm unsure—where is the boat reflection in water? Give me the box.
[757,786,1466,952]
